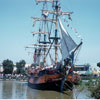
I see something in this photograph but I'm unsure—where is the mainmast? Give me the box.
[55,0,59,65]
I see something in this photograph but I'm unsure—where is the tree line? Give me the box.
[1,59,100,75]
[2,59,26,75]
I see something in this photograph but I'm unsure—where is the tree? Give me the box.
[2,59,14,74]
[16,60,26,74]
[97,62,100,67]
[31,63,38,68]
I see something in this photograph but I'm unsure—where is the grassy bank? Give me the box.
[85,76,100,99]
[74,76,100,99]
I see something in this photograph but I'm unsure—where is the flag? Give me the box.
[33,49,37,63]
[67,24,69,27]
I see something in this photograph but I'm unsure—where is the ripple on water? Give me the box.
[0,80,73,99]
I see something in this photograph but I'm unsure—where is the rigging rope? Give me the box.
[49,52,54,64]
[63,17,82,40]
[45,7,56,58]
[74,44,82,63]
[46,40,55,58]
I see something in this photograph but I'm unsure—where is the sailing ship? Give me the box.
[26,0,83,91]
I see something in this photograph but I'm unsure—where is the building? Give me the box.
[73,64,92,80]
[0,64,3,73]
[74,65,90,75]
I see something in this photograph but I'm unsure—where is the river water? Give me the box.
[0,80,73,99]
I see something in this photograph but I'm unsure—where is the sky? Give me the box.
[0,0,100,67]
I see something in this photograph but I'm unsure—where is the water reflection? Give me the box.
[0,81,72,99]
[0,81,3,98]
[2,81,13,99]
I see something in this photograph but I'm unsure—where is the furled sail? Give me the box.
[59,19,77,60]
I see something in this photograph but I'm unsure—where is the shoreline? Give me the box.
[0,78,27,82]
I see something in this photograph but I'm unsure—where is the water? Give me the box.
[0,80,93,99]
[0,80,73,99]
[73,86,92,99]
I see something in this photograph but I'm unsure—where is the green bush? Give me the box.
[86,77,100,99]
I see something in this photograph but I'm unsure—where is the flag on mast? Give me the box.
[33,49,37,63]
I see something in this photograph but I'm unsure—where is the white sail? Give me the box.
[59,19,77,60]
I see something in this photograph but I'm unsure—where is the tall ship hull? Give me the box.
[27,62,82,91]
[26,0,83,91]
[28,65,74,91]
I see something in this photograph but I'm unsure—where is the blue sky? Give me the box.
[0,0,100,66]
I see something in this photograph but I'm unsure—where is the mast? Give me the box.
[43,1,47,66]
[33,0,51,66]
[55,0,59,65]
[38,29,41,66]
